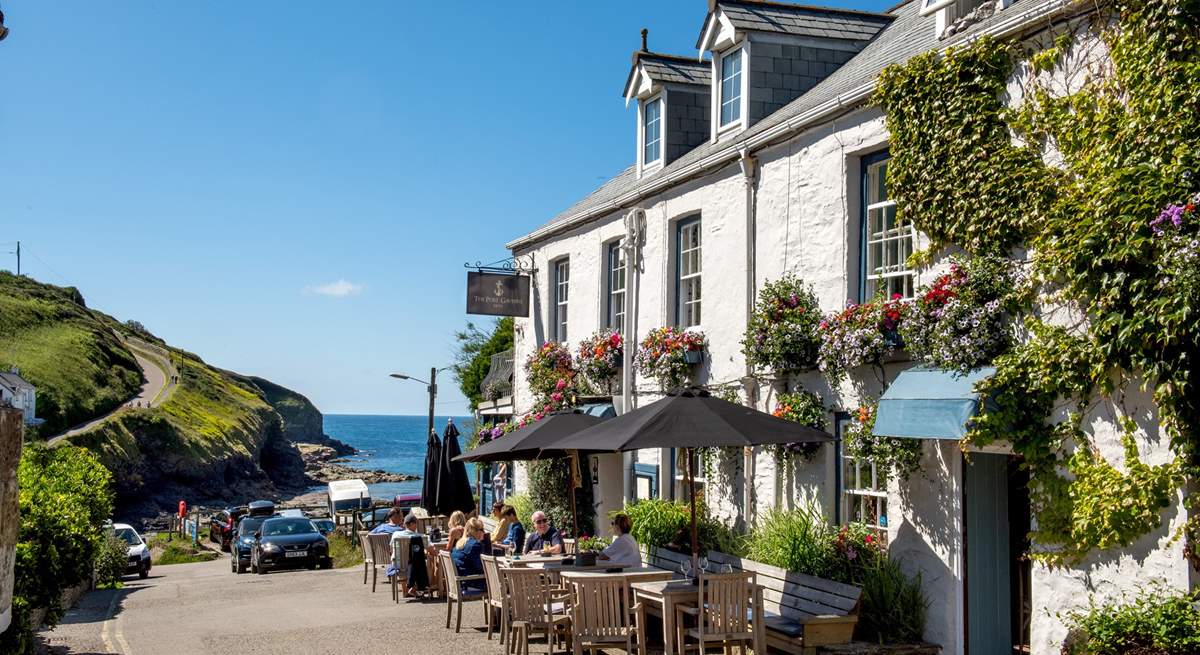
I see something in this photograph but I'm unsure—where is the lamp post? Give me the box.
[390,366,452,440]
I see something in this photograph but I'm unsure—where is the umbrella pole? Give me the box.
[568,452,580,539]
[688,447,699,573]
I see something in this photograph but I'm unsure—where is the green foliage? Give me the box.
[742,275,823,373]
[0,272,142,437]
[874,2,1200,562]
[1062,586,1200,655]
[769,389,828,464]
[746,508,837,579]
[507,492,535,531]
[621,498,745,556]
[95,534,131,587]
[576,535,610,552]
[452,318,514,411]
[844,402,921,481]
[527,458,595,538]
[147,532,219,565]
[328,531,363,569]
[857,557,928,644]
[1,445,113,652]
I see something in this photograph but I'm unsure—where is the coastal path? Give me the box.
[48,334,178,445]
[37,555,490,655]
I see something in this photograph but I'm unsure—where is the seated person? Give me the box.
[496,505,525,554]
[598,513,641,568]
[388,513,433,594]
[450,517,487,591]
[445,510,467,547]
[523,511,565,554]
[490,501,512,543]
[369,508,406,535]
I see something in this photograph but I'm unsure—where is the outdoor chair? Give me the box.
[393,535,434,601]
[482,554,510,643]
[674,571,758,655]
[438,550,488,633]
[562,538,576,555]
[356,530,373,586]
[567,575,642,655]
[503,567,572,655]
[367,533,396,600]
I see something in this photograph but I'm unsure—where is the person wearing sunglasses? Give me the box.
[598,513,640,568]
[522,510,565,555]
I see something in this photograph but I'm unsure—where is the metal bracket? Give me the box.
[463,253,536,275]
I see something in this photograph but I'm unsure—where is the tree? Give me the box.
[452,317,514,410]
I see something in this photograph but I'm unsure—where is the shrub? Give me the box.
[742,276,823,373]
[95,534,130,588]
[857,557,928,644]
[746,507,837,579]
[1062,586,1200,655]
[623,498,745,556]
[527,458,594,538]
[507,493,535,531]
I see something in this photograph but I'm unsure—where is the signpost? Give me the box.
[466,271,530,317]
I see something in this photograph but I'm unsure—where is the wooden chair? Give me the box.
[366,533,396,600]
[356,530,374,586]
[503,567,572,655]
[482,554,510,643]
[438,550,487,633]
[567,576,642,655]
[562,538,576,555]
[675,571,759,655]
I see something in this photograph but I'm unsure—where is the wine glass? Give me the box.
[698,556,709,575]
[722,563,734,574]
[680,559,693,583]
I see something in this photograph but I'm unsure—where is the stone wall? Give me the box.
[665,88,710,165]
[0,407,23,633]
[747,39,858,124]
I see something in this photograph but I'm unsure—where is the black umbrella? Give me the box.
[552,387,834,565]
[455,411,605,537]
[435,419,476,516]
[421,428,442,514]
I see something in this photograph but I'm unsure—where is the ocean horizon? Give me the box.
[317,413,477,501]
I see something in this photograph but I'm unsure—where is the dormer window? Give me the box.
[643,96,662,166]
[921,0,1008,38]
[719,48,742,127]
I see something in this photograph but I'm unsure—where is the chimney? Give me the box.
[640,28,648,52]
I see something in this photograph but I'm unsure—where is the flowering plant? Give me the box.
[634,327,708,389]
[524,341,578,404]
[817,295,907,384]
[576,329,623,393]
[742,276,823,373]
[900,255,1020,373]
[844,402,921,480]
[770,389,828,462]
[828,523,885,583]
[576,535,609,553]
[1151,194,1200,303]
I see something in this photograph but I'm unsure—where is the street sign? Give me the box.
[466,272,530,317]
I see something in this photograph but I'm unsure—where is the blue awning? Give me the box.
[873,366,995,440]
[577,402,617,419]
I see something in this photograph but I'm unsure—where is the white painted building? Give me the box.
[0,368,37,427]
[502,2,1196,654]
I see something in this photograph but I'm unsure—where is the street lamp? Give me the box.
[389,366,452,442]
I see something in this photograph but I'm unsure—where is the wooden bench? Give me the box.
[706,550,861,654]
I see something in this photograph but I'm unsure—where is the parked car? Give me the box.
[247,500,276,517]
[310,518,336,535]
[275,508,306,518]
[230,514,271,574]
[113,523,151,579]
[208,506,248,552]
[250,517,332,574]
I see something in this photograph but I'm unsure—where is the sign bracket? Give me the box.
[463,254,536,275]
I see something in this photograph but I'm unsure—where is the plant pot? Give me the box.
[683,350,704,365]
[576,551,597,567]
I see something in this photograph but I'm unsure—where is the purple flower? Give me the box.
[1153,204,1185,234]
[490,426,504,439]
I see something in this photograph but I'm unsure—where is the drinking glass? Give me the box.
[722,563,734,574]
[699,556,709,574]
[680,559,693,583]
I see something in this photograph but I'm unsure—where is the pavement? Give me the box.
[49,342,175,444]
[37,556,500,655]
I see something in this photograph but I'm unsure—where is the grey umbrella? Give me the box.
[421,429,442,514]
[551,387,834,564]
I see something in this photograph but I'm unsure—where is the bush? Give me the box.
[527,458,595,538]
[857,557,928,644]
[507,492,535,532]
[0,445,114,653]
[95,534,130,587]
[621,498,744,556]
[746,508,837,579]
[1062,586,1200,655]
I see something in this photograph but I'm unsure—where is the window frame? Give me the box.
[718,47,743,129]
[642,95,664,168]
[919,0,955,15]
[674,216,702,328]
[605,240,626,332]
[835,413,889,545]
[551,258,570,342]
[859,150,916,302]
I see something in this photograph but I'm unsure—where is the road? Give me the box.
[49,343,175,444]
[38,556,495,655]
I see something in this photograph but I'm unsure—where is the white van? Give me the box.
[327,479,371,526]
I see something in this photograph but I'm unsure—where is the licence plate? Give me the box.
[285,550,308,558]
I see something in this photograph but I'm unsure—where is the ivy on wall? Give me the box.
[874,0,1200,565]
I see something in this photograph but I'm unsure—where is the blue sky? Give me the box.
[0,0,895,415]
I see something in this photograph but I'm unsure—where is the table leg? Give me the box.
[662,595,677,655]
[752,586,764,655]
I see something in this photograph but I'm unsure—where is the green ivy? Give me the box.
[874,0,1200,565]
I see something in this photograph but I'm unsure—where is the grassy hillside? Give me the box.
[0,272,142,436]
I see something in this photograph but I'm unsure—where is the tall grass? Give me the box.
[746,507,837,579]
[621,498,745,555]
[857,558,928,643]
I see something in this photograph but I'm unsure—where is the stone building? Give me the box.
[501,1,1196,654]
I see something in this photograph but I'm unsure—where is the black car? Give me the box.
[230,514,271,574]
[311,518,335,536]
[247,500,275,517]
[250,517,332,574]
[208,506,249,552]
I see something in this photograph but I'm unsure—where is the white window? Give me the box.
[918,0,956,14]
[674,449,706,501]
[863,155,915,299]
[841,454,889,545]
[676,218,701,327]
[552,259,569,342]
[719,49,742,127]
[643,97,662,165]
[606,241,626,332]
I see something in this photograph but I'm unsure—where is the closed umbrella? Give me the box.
[421,429,442,514]
[435,419,476,516]
[552,387,834,565]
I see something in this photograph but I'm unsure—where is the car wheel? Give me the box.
[322,557,333,570]
[256,562,268,575]
[139,564,149,579]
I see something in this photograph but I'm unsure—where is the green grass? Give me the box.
[0,273,142,436]
[328,531,363,569]
[148,533,220,565]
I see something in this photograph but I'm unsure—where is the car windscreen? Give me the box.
[115,528,142,546]
[262,518,317,537]
[238,517,267,536]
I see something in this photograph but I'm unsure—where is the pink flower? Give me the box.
[551,392,563,402]
[555,378,567,391]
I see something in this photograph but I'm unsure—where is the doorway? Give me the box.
[964,453,1031,655]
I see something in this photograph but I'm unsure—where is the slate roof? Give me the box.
[509,0,1075,250]
[713,1,894,44]
[624,51,713,98]
[0,371,33,393]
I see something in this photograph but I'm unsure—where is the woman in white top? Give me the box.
[599,513,641,568]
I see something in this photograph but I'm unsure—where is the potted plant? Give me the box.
[574,535,608,567]
[742,275,823,374]
[576,329,623,394]
[634,326,708,389]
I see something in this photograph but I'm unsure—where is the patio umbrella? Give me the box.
[551,387,834,565]
[435,419,476,516]
[454,411,605,537]
[420,428,442,514]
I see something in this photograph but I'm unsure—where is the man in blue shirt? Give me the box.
[369,508,406,535]
[523,511,565,554]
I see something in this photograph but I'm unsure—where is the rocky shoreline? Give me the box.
[296,443,420,485]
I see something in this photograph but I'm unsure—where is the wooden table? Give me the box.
[630,579,765,655]
[507,553,569,568]
[557,567,673,584]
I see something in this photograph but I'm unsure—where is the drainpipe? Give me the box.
[620,208,646,505]
[739,148,759,530]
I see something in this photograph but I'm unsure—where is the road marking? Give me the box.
[99,588,121,653]
[114,615,134,655]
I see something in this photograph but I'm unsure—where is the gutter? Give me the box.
[505,0,1076,252]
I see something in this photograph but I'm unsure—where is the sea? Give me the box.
[317,414,477,501]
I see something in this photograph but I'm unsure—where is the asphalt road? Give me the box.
[37,556,498,655]
[49,344,173,444]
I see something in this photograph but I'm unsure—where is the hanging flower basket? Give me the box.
[634,327,708,389]
[742,275,823,373]
[817,295,908,384]
[770,389,828,463]
[524,341,578,404]
[576,329,623,393]
[843,402,921,480]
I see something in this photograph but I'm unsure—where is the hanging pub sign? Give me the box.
[466,271,530,317]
